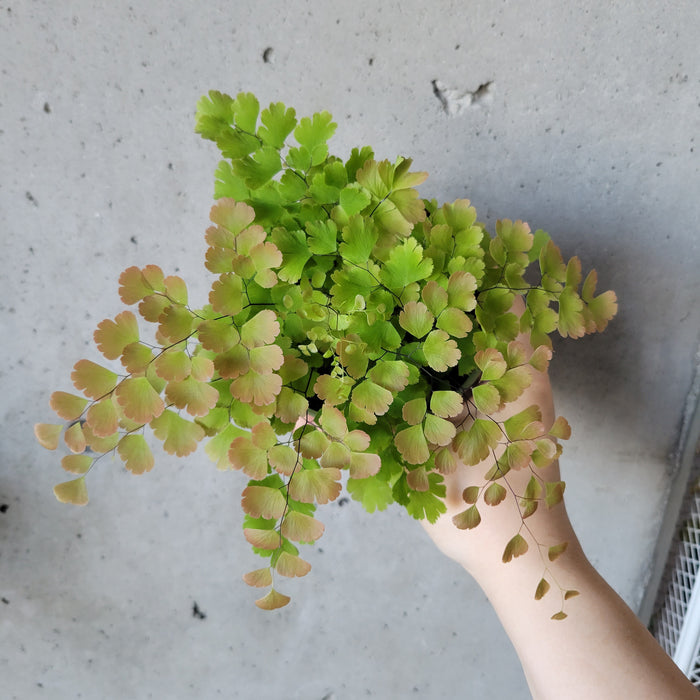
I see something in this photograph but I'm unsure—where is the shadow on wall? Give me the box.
[546,231,685,464]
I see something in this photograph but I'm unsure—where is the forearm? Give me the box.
[421,314,696,697]
[460,519,697,700]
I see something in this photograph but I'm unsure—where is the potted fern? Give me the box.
[35,91,617,612]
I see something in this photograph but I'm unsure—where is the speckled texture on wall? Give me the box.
[1,1,699,698]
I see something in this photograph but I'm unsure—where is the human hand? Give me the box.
[420,304,580,584]
[419,302,700,700]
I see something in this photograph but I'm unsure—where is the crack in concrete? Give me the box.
[431,79,494,116]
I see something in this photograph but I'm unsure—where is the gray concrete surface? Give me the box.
[2,1,699,698]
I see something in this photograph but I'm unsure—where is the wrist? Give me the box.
[463,528,590,608]
[449,496,588,599]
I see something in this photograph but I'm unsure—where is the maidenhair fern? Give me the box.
[36,91,617,614]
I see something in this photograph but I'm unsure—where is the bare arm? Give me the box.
[421,349,697,699]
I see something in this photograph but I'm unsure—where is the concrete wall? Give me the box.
[2,1,699,697]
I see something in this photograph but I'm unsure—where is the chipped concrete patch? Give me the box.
[431,79,494,116]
